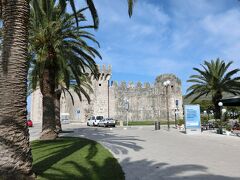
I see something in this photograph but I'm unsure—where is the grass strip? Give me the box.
[31,137,124,180]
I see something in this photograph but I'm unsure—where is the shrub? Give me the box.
[225,124,232,131]
[178,119,185,125]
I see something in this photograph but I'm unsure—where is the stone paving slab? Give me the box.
[29,123,240,180]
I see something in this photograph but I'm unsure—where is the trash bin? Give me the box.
[155,121,160,130]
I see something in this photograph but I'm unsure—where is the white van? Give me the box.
[87,116,104,126]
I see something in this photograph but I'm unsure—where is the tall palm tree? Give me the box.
[29,0,101,139]
[186,59,240,119]
[0,1,34,179]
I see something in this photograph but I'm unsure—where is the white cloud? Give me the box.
[201,8,240,59]
[202,9,240,41]
[79,0,240,93]
[169,0,228,19]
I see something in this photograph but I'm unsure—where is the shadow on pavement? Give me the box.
[60,127,144,155]
[121,158,240,180]
[59,130,74,133]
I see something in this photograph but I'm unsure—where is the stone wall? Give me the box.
[113,74,183,121]
[30,65,183,123]
[30,88,42,122]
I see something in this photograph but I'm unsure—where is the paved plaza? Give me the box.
[29,123,240,180]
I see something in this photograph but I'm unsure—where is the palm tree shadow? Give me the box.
[121,158,240,180]
[60,127,144,155]
[33,137,89,175]
[33,137,124,180]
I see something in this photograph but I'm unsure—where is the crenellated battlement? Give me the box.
[112,81,154,89]
[97,64,112,75]
[90,64,112,81]
[111,73,181,90]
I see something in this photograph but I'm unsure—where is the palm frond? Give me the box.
[85,0,99,29]
[128,0,136,17]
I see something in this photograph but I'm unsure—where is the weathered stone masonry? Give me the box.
[31,65,183,122]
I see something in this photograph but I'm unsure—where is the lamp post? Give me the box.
[174,99,179,128]
[222,108,227,121]
[124,99,129,127]
[106,75,111,118]
[163,80,171,130]
[203,110,207,121]
[218,101,223,134]
[174,108,179,128]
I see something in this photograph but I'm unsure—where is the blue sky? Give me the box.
[79,0,240,94]
[27,0,240,111]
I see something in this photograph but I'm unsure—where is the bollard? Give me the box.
[155,121,160,130]
[155,121,158,130]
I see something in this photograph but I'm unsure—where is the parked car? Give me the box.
[98,118,116,127]
[87,116,95,126]
[26,120,33,127]
[87,116,104,126]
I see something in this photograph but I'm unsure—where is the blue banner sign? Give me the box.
[184,105,201,128]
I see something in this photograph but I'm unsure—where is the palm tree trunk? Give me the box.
[0,0,34,179]
[212,92,222,119]
[55,90,62,133]
[40,67,57,140]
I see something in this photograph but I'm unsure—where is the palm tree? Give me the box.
[0,1,34,179]
[29,0,101,139]
[186,59,240,119]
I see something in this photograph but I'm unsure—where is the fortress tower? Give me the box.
[60,65,112,122]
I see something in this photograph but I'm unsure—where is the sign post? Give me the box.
[76,109,80,121]
[184,105,201,134]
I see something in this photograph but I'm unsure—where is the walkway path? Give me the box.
[30,123,240,180]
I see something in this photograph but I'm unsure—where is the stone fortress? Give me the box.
[31,65,183,123]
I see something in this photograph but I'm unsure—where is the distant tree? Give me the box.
[192,100,214,113]
[186,59,240,119]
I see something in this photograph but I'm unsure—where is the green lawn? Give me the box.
[123,120,177,126]
[31,137,124,180]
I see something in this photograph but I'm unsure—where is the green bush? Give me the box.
[201,114,208,122]
[122,120,176,126]
[178,119,185,125]
[123,121,154,126]
[225,124,232,131]
[201,115,208,124]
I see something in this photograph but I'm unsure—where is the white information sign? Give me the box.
[184,105,201,134]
